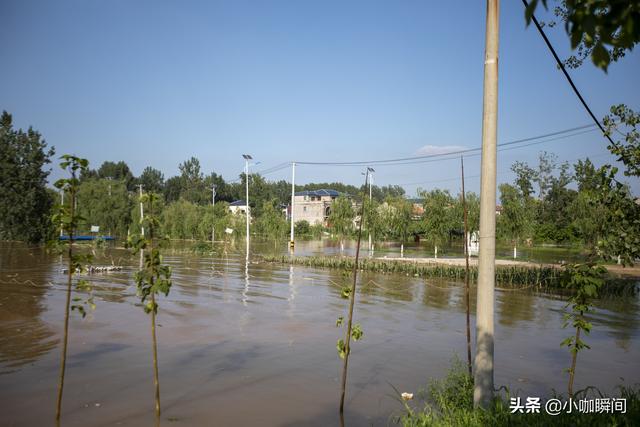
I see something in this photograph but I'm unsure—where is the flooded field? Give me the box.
[1,241,639,426]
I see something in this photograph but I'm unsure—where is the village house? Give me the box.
[229,200,248,216]
[291,189,343,226]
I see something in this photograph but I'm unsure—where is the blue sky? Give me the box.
[2,0,638,197]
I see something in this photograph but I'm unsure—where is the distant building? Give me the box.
[292,189,344,226]
[229,200,248,216]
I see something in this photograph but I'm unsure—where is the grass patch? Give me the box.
[260,255,637,296]
[395,359,640,426]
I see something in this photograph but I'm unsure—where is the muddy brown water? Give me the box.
[1,241,639,426]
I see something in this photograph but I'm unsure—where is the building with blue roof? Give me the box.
[292,189,346,226]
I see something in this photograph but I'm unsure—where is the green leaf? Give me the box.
[592,42,610,71]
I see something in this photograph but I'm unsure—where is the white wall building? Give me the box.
[292,189,342,226]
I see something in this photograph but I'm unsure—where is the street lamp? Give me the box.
[242,154,252,260]
[361,167,375,253]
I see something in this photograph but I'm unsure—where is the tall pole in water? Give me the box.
[138,184,145,269]
[474,0,500,409]
[289,162,296,250]
[138,184,145,237]
[242,155,252,261]
[211,183,216,243]
[368,170,373,253]
[60,190,64,237]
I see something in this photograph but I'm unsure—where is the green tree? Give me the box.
[328,196,354,253]
[160,200,198,240]
[129,192,172,419]
[255,200,288,239]
[76,178,132,237]
[592,165,640,265]
[0,111,55,242]
[163,176,183,203]
[420,189,456,258]
[603,104,640,177]
[178,157,206,204]
[294,219,311,236]
[498,184,534,257]
[363,198,382,248]
[526,0,640,71]
[96,161,135,190]
[137,166,165,194]
[51,155,93,423]
[510,161,536,199]
[197,201,232,241]
[560,262,607,397]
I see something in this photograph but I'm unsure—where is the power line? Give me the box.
[521,0,615,146]
[397,149,614,188]
[294,123,596,167]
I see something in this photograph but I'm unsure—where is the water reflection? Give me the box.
[0,244,58,373]
[0,242,638,427]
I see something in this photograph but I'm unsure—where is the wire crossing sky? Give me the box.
[1,0,638,196]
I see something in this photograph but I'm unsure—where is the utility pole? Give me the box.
[60,190,64,237]
[289,162,296,250]
[138,184,145,237]
[461,156,472,376]
[242,155,252,261]
[138,184,145,269]
[212,183,216,243]
[474,0,499,409]
[368,170,373,253]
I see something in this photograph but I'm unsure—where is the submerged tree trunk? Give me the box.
[151,292,161,417]
[568,319,582,397]
[56,190,75,423]
[339,181,367,416]
[149,222,161,418]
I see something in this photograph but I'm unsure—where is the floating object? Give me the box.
[225,228,234,234]
[59,235,115,241]
[61,265,123,274]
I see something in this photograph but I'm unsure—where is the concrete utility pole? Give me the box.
[289,162,296,250]
[461,156,472,377]
[474,0,500,409]
[138,184,145,237]
[138,184,145,269]
[211,183,216,243]
[60,190,64,237]
[242,155,252,261]
[368,169,373,253]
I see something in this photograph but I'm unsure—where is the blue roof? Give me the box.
[295,189,341,197]
[230,200,247,206]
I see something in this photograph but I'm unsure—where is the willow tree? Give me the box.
[420,189,456,259]
[498,184,534,258]
[328,195,354,254]
[388,197,412,257]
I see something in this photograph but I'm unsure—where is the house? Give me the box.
[229,200,248,216]
[291,189,343,226]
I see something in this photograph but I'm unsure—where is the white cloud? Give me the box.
[415,144,467,156]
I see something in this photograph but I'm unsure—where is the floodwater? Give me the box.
[1,241,639,426]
